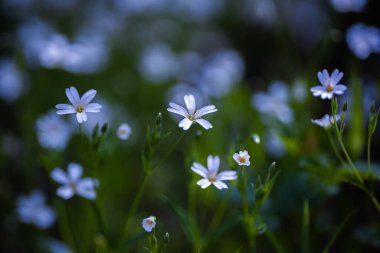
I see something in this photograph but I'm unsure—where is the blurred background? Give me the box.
[1,0,380,252]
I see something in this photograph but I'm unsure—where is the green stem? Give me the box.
[326,129,346,166]
[369,192,380,213]
[367,133,372,173]
[66,204,80,253]
[152,131,185,171]
[79,123,83,147]
[90,201,109,239]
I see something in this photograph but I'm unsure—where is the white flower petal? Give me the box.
[191,163,208,177]
[178,118,193,130]
[81,112,88,122]
[51,168,69,184]
[76,179,97,200]
[57,186,75,199]
[197,179,211,189]
[195,105,217,118]
[67,163,83,181]
[317,70,328,86]
[57,109,76,115]
[56,104,75,110]
[167,103,188,117]
[213,181,228,189]
[184,94,196,115]
[86,103,102,113]
[217,171,238,181]
[195,119,213,130]
[76,113,83,123]
[81,89,97,104]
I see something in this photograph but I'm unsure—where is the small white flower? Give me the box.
[252,134,261,144]
[56,86,102,124]
[310,69,347,100]
[35,110,72,150]
[142,216,156,232]
[191,155,237,190]
[167,94,217,130]
[17,190,56,229]
[117,123,132,140]
[51,163,98,200]
[311,114,341,129]
[233,150,251,166]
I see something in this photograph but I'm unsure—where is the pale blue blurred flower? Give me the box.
[310,69,346,100]
[139,43,178,84]
[330,0,367,12]
[241,0,277,27]
[191,155,237,189]
[117,123,132,140]
[252,81,294,124]
[51,163,98,200]
[311,114,341,129]
[17,190,56,229]
[36,111,73,150]
[198,50,244,98]
[114,0,168,15]
[266,130,286,158]
[44,239,73,253]
[346,24,380,59]
[173,0,224,21]
[0,58,24,102]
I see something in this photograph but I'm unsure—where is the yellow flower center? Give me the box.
[76,106,84,113]
[238,156,246,163]
[326,84,334,92]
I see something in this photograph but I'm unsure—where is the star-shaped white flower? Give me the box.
[167,94,217,130]
[142,216,156,232]
[310,69,347,99]
[51,163,98,200]
[233,150,251,166]
[311,114,341,129]
[56,86,102,123]
[191,155,237,190]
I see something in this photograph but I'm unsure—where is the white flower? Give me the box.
[142,216,156,232]
[191,155,237,190]
[17,190,56,229]
[117,123,132,140]
[167,94,217,130]
[56,86,102,124]
[35,110,72,150]
[311,114,341,129]
[233,150,251,166]
[310,69,347,100]
[51,163,98,200]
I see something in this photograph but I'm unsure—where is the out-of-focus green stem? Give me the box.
[326,129,345,166]
[367,133,372,173]
[152,131,185,171]
[90,201,109,240]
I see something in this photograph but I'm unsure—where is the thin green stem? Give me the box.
[326,129,346,166]
[152,131,185,171]
[90,201,109,239]
[367,133,372,173]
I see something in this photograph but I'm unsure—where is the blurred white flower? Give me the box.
[310,69,346,100]
[35,111,72,150]
[0,58,24,102]
[117,123,132,140]
[17,190,56,229]
[266,130,286,158]
[346,24,380,59]
[252,134,261,144]
[330,0,367,12]
[139,43,178,84]
[233,150,251,166]
[311,114,341,129]
[167,94,217,130]
[56,86,101,124]
[191,155,237,190]
[51,163,98,200]
[142,216,156,232]
[252,81,293,124]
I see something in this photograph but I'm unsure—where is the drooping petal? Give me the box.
[191,162,208,177]
[197,179,211,189]
[81,112,88,122]
[57,186,75,199]
[76,113,83,123]
[167,103,188,117]
[178,118,193,130]
[184,94,196,115]
[76,178,97,200]
[81,89,97,104]
[85,103,102,113]
[195,119,213,130]
[67,163,83,181]
[194,105,217,118]
[212,181,228,189]
[51,168,69,184]
[217,170,238,181]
